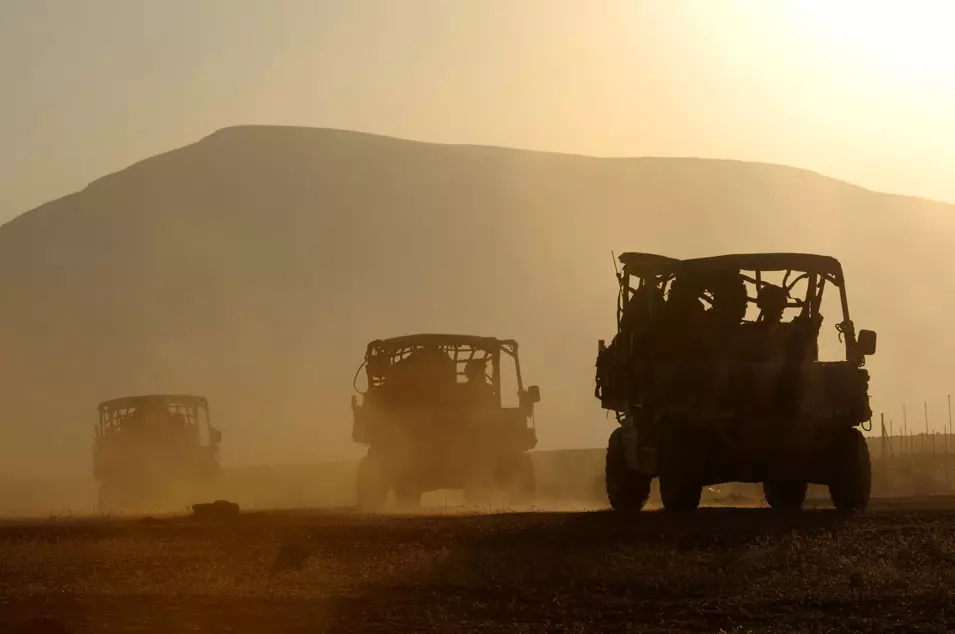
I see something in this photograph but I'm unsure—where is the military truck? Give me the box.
[351,334,540,508]
[93,394,222,513]
[595,253,877,512]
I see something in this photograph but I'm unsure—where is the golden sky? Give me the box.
[2,0,953,219]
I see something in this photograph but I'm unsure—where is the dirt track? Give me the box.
[3,499,955,633]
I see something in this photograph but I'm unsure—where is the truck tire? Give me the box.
[659,474,702,513]
[605,428,652,511]
[357,454,388,510]
[463,485,492,506]
[395,487,421,509]
[763,480,808,510]
[98,481,136,515]
[657,424,702,513]
[97,484,112,515]
[497,452,536,507]
[394,472,422,509]
[827,427,871,512]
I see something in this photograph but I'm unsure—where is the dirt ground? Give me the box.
[3,499,955,633]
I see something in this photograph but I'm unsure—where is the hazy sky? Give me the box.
[2,0,954,221]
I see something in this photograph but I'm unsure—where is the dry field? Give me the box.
[3,500,955,633]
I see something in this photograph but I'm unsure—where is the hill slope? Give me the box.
[0,125,952,475]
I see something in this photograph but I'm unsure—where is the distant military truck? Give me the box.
[595,253,877,512]
[351,334,541,508]
[93,394,222,513]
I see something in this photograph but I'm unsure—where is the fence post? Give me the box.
[904,404,909,454]
[948,394,952,455]
[880,413,889,459]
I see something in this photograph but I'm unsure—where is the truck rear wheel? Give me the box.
[98,481,140,514]
[763,480,808,510]
[605,428,652,511]
[463,485,492,505]
[395,486,421,509]
[659,474,702,513]
[504,453,535,506]
[97,484,114,514]
[827,427,871,512]
[357,454,388,510]
[394,473,422,509]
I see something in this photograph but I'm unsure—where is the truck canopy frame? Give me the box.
[615,252,857,360]
[356,333,524,404]
[96,394,213,439]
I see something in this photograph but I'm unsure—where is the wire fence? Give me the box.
[873,395,955,459]
[870,397,955,493]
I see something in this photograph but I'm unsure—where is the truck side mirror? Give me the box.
[857,329,877,356]
[210,428,222,445]
[525,385,541,404]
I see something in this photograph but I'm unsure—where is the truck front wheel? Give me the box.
[763,480,808,510]
[503,453,535,507]
[605,428,652,511]
[827,428,871,513]
[357,453,389,510]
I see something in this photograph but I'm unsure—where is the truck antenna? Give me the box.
[610,250,621,280]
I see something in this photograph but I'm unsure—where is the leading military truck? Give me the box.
[351,334,540,508]
[595,253,877,512]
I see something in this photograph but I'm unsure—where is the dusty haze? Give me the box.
[3,1,955,503]
[3,1,955,220]
[6,6,955,633]
[0,125,952,483]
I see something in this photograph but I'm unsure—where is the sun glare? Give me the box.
[794,2,955,81]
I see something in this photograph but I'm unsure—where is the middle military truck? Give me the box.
[351,334,540,508]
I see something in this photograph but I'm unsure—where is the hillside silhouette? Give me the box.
[0,125,952,476]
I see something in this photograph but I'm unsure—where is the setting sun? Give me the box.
[792,1,955,83]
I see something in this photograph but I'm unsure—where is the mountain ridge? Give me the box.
[9,125,944,235]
